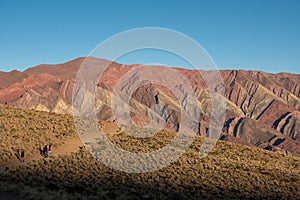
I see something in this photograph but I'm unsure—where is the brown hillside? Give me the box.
[0,105,299,199]
[0,104,77,164]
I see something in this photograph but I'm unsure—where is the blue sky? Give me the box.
[0,0,299,73]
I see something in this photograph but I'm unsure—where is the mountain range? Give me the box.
[0,57,299,156]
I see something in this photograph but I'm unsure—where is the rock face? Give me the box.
[0,57,299,156]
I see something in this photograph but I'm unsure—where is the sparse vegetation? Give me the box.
[0,105,299,199]
[0,105,76,163]
[1,136,300,199]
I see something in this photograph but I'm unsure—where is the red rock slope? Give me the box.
[0,57,299,156]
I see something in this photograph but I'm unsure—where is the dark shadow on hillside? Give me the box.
[0,191,23,200]
[0,166,298,200]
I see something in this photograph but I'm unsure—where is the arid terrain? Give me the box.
[0,104,77,165]
[0,105,299,199]
[0,57,299,156]
[1,0,299,199]
[0,58,299,199]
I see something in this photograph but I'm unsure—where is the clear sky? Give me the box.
[0,0,299,73]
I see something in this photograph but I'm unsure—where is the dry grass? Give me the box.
[1,133,299,199]
[0,105,299,199]
[0,105,76,163]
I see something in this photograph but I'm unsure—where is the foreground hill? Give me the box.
[0,105,299,199]
[0,57,299,156]
[0,104,77,165]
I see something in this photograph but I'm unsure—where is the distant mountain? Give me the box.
[0,57,299,156]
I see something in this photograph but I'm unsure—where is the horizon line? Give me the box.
[1,56,299,75]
